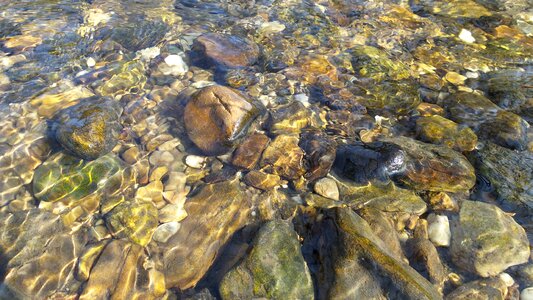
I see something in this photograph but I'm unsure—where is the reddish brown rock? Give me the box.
[244,170,282,191]
[184,85,261,156]
[192,33,259,68]
[231,133,270,169]
[260,135,305,180]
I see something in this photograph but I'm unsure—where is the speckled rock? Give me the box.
[50,97,121,160]
[219,220,314,300]
[450,201,530,277]
[192,33,259,68]
[268,101,318,135]
[184,85,262,156]
[416,115,478,152]
[260,134,305,180]
[299,131,337,181]
[243,170,282,191]
[105,199,158,247]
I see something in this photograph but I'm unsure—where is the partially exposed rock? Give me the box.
[192,33,259,69]
[184,85,262,156]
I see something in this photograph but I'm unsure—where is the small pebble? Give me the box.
[162,54,188,76]
[500,273,514,287]
[185,155,205,169]
[138,47,160,61]
[314,178,339,200]
[521,287,533,300]
[427,214,451,247]
[86,57,96,67]
[458,29,475,44]
[153,222,181,243]
[159,203,188,223]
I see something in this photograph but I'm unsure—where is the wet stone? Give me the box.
[268,101,318,135]
[444,92,529,151]
[156,180,252,290]
[407,238,447,289]
[219,220,314,300]
[450,201,530,277]
[260,134,305,180]
[243,170,282,191]
[471,142,533,214]
[231,133,269,170]
[385,136,476,192]
[184,85,262,156]
[416,115,478,152]
[50,97,122,160]
[105,199,159,247]
[333,141,406,184]
[191,33,259,69]
[314,177,339,201]
[299,131,337,181]
[446,277,508,300]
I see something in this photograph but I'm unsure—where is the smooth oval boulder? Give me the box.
[184,85,261,156]
[192,33,259,68]
[450,201,530,277]
[50,97,121,160]
[219,220,314,300]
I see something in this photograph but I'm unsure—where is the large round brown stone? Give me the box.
[184,85,260,155]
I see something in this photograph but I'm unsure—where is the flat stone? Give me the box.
[450,201,530,277]
[314,177,339,200]
[243,170,282,191]
[158,203,188,223]
[416,115,477,152]
[446,277,507,300]
[299,131,337,181]
[105,199,158,247]
[184,85,262,155]
[153,222,181,243]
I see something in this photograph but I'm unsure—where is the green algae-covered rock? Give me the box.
[360,80,421,116]
[50,98,121,160]
[95,60,147,98]
[450,201,530,277]
[416,115,478,152]
[384,136,476,192]
[219,220,314,300]
[349,45,411,82]
[33,152,124,203]
[105,199,158,247]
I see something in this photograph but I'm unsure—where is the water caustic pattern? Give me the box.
[0,0,532,299]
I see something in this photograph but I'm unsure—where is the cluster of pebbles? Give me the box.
[0,0,532,299]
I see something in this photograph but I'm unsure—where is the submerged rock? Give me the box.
[471,142,533,213]
[184,85,262,156]
[444,92,529,150]
[33,153,133,206]
[450,201,530,277]
[79,240,166,299]
[231,133,270,170]
[219,220,314,300]
[50,97,121,160]
[0,209,88,299]
[105,199,158,247]
[446,277,508,300]
[192,33,259,69]
[334,141,406,184]
[384,137,476,192]
[333,208,442,299]
[268,101,318,135]
[156,180,252,290]
[260,134,305,180]
[416,115,478,152]
[299,131,337,181]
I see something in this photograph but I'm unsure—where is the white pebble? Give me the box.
[259,21,286,35]
[138,47,160,61]
[185,155,205,169]
[159,203,188,223]
[294,93,310,107]
[499,273,514,287]
[86,57,96,67]
[314,177,339,201]
[153,222,181,243]
[521,287,533,300]
[465,71,479,79]
[163,54,188,76]
[459,29,476,44]
[427,214,451,247]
